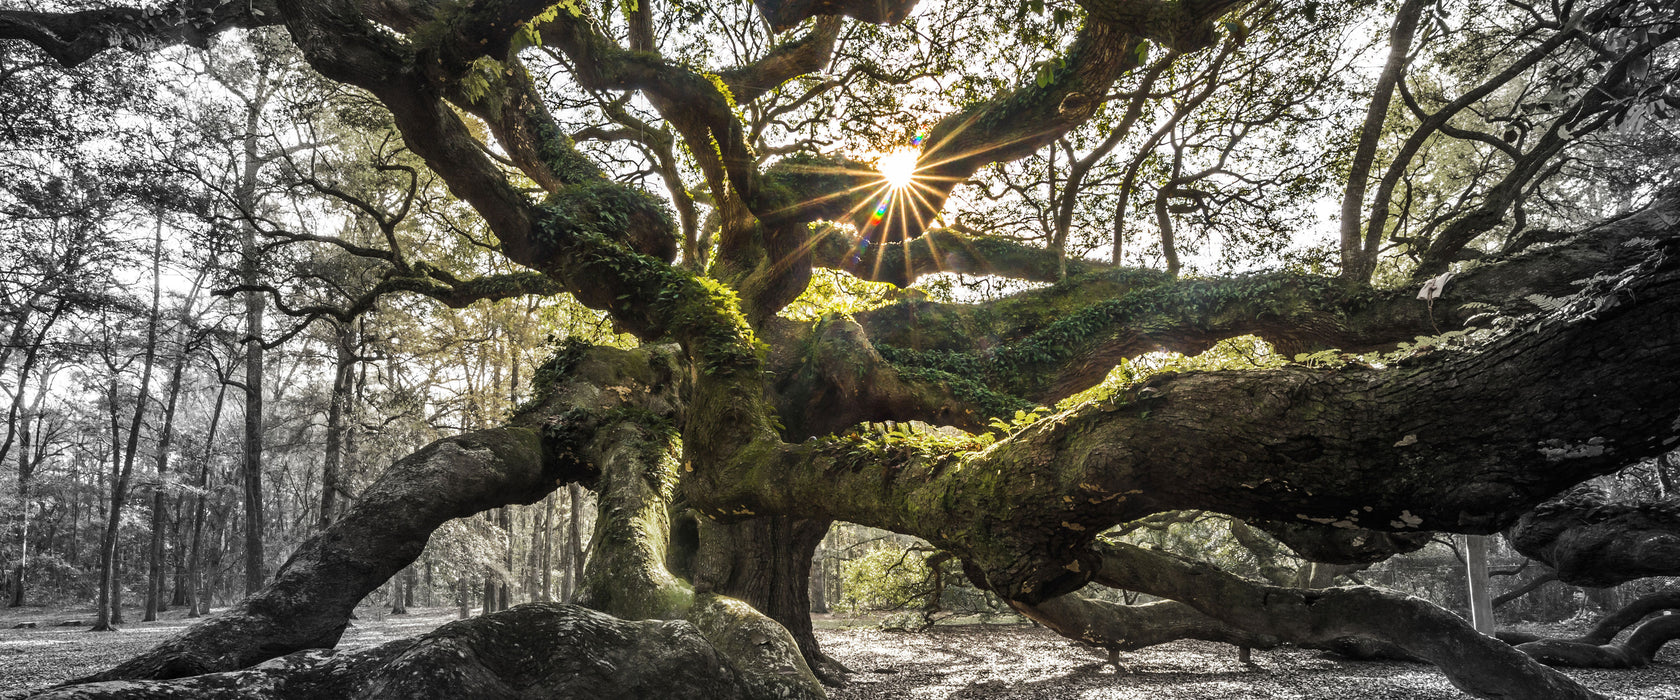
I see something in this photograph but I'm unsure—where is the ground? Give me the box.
[1,605,1676,697]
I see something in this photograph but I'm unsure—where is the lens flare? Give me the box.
[867,193,892,228]
[876,148,919,189]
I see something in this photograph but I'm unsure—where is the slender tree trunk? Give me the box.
[390,566,407,615]
[567,483,584,602]
[1465,535,1495,634]
[237,70,273,597]
[111,548,125,624]
[145,306,198,621]
[67,457,81,576]
[187,380,228,618]
[170,493,188,607]
[808,548,828,614]
[1338,0,1428,284]
[9,377,52,608]
[500,507,513,609]
[9,439,28,609]
[319,322,354,530]
[93,226,166,631]
[4,302,66,609]
[540,493,554,601]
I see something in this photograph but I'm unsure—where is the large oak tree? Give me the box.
[4,0,1679,698]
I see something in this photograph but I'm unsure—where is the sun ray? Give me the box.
[876,149,919,189]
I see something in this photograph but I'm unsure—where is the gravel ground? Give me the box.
[2,606,1676,698]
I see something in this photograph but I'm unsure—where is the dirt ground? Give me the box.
[815,624,1680,700]
[0,603,459,693]
[2,605,1676,698]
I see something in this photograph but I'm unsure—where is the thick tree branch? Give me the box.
[750,0,917,33]
[764,314,1028,438]
[0,0,279,66]
[1017,594,1280,658]
[1516,613,1680,669]
[688,223,1680,602]
[855,193,1680,404]
[67,344,680,682]
[1509,489,1680,586]
[719,16,844,104]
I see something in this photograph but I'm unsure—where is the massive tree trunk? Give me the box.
[694,516,842,683]
[9,5,1680,700]
[48,343,823,699]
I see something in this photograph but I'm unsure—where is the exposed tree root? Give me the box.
[1498,591,1680,668]
[1017,594,1281,659]
[1515,612,1680,668]
[25,604,784,699]
[1087,539,1607,700]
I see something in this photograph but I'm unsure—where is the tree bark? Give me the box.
[1465,534,1494,634]
[145,293,201,622]
[694,516,843,683]
[236,63,273,597]
[567,482,584,601]
[186,378,228,618]
[3,300,65,609]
